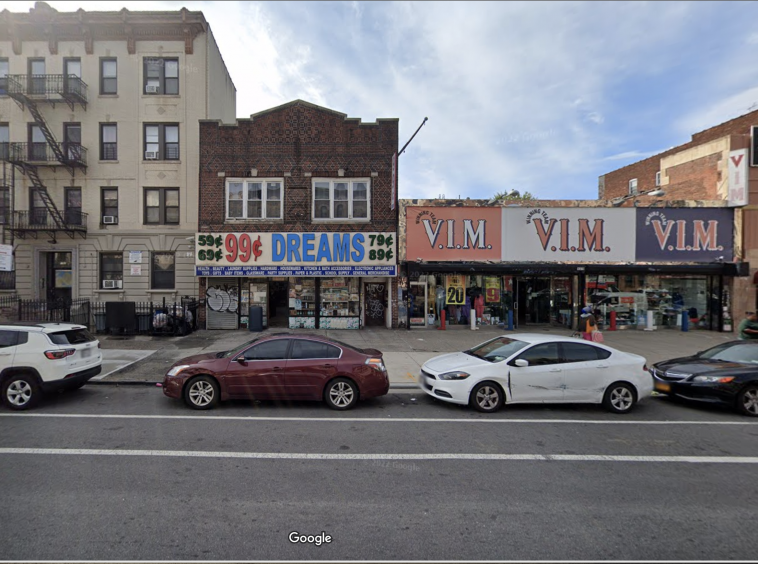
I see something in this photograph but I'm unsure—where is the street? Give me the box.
[1,384,756,560]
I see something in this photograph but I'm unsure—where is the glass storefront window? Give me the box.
[320,277,360,317]
[289,278,316,329]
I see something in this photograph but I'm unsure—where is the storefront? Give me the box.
[402,204,741,332]
[197,231,397,330]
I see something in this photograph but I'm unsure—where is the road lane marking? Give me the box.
[2,448,758,464]
[0,413,755,425]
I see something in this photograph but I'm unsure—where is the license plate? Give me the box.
[81,348,91,358]
[654,382,671,392]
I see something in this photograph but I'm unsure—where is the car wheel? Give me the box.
[2,373,41,411]
[470,381,504,413]
[737,385,758,417]
[183,376,220,410]
[324,378,358,410]
[603,382,636,414]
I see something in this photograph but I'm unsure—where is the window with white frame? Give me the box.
[225,179,282,220]
[655,171,661,187]
[628,178,638,195]
[312,179,370,220]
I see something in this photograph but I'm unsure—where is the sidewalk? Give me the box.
[95,325,735,387]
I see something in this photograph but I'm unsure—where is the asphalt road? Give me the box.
[1,386,756,561]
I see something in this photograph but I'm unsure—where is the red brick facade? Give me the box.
[198,100,400,328]
[599,109,758,201]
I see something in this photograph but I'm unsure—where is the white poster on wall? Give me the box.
[130,265,142,276]
[129,251,143,264]
[0,245,12,272]
[728,149,749,207]
[502,207,636,262]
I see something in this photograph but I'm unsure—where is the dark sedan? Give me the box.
[162,334,389,410]
[651,340,758,416]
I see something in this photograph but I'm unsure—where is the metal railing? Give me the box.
[0,296,91,327]
[92,298,200,336]
[10,210,88,233]
[3,142,87,168]
[7,74,88,104]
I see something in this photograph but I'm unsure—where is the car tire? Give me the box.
[737,385,758,417]
[183,375,220,410]
[2,373,41,411]
[603,382,636,414]
[324,378,358,410]
[469,381,504,413]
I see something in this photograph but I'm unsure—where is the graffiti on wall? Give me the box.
[206,285,239,313]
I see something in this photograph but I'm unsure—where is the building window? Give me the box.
[144,58,179,95]
[655,171,661,187]
[0,186,9,225]
[100,58,117,95]
[144,124,179,160]
[0,58,8,95]
[63,58,81,96]
[144,188,179,225]
[628,178,638,195]
[100,252,123,289]
[101,188,118,224]
[30,188,47,225]
[100,123,117,160]
[151,252,175,289]
[63,123,81,162]
[226,179,283,220]
[312,179,370,221]
[0,123,8,160]
[65,187,82,226]
[28,58,45,95]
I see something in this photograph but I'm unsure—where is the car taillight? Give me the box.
[97,342,101,349]
[45,349,75,360]
[643,364,648,372]
[366,357,386,371]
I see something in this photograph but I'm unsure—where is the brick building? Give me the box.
[598,108,758,321]
[197,100,399,330]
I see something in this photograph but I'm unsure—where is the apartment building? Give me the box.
[0,2,235,304]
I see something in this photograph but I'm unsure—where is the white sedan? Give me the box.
[418,333,652,414]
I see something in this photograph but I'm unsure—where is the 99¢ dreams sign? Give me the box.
[195,232,397,277]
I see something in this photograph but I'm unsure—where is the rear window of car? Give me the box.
[48,329,96,345]
[325,338,364,354]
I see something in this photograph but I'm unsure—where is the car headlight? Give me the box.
[167,365,190,377]
[438,371,470,380]
[690,375,735,383]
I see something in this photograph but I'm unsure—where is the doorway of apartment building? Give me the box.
[268,280,290,328]
[39,251,73,303]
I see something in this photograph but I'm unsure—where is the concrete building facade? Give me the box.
[0,2,235,305]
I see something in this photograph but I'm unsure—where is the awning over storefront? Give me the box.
[405,262,742,276]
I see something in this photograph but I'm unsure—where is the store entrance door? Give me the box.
[409,281,427,327]
[268,281,289,328]
[45,251,73,303]
[364,283,387,327]
[516,276,551,325]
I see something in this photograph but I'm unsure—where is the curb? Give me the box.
[87,380,421,391]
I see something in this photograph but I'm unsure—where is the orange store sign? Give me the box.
[406,206,501,261]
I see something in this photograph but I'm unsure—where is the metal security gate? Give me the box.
[205,277,239,329]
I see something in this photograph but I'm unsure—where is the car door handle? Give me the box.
[324,364,335,368]
[549,368,562,372]
[0,352,11,356]
[596,364,610,369]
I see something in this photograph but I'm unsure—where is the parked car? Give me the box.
[162,333,389,410]
[418,333,651,414]
[0,323,102,410]
[651,340,758,417]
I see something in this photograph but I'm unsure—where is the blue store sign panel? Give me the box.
[635,208,733,262]
[195,231,397,276]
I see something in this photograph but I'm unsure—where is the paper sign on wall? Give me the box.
[131,265,142,276]
[0,245,12,272]
[129,251,143,264]
[446,274,466,305]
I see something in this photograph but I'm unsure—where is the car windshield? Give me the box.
[48,328,96,345]
[697,342,758,364]
[216,337,261,358]
[464,337,529,363]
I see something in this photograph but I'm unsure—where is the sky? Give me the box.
[4,0,758,201]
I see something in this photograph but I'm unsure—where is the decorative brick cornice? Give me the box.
[0,2,207,55]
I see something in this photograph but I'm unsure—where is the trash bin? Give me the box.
[248,306,263,332]
[95,313,106,333]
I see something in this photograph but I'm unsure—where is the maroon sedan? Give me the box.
[162,334,389,410]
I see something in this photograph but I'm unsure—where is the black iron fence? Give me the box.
[91,297,200,336]
[9,210,88,233]
[0,296,199,337]
[4,142,88,168]
[0,296,91,327]
[6,74,88,103]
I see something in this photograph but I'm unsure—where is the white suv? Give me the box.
[0,323,102,410]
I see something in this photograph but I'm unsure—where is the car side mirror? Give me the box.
[235,356,246,363]
[514,359,529,367]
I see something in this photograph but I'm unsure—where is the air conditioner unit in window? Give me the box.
[102,215,117,224]
[145,85,159,93]
[103,280,117,289]
[145,151,158,160]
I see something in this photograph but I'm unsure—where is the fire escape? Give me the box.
[1,73,88,240]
